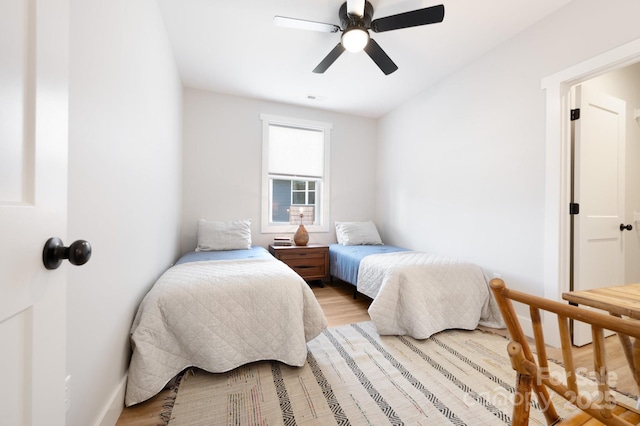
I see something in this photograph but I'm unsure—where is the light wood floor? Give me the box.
[116,279,638,425]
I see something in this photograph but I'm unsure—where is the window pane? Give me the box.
[272,179,291,222]
[292,192,305,204]
[308,192,315,204]
[308,181,315,190]
[292,180,306,190]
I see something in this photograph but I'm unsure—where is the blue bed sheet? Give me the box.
[175,246,272,265]
[329,244,409,286]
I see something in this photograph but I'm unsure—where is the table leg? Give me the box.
[634,337,640,409]
[618,334,640,409]
[616,333,636,378]
[611,313,640,408]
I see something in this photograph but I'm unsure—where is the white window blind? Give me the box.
[268,125,324,178]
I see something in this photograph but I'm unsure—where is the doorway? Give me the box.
[570,82,627,346]
[575,63,640,288]
[541,37,640,347]
[570,64,640,345]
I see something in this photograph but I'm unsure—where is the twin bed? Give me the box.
[329,243,503,340]
[125,219,503,406]
[330,220,502,339]
[125,220,328,406]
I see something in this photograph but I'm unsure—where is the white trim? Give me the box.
[96,374,127,426]
[260,113,333,132]
[541,37,640,347]
[260,114,332,233]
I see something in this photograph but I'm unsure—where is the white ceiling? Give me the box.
[157,0,573,118]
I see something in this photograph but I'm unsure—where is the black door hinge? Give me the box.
[569,203,580,215]
[571,108,580,121]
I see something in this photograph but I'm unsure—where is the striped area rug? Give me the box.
[167,321,635,425]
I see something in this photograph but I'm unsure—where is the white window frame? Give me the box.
[261,113,331,233]
[291,179,316,206]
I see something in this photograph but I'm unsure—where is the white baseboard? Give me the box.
[96,374,127,426]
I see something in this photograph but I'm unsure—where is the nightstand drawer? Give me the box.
[284,257,326,279]
[268,244,329,282]
[276,251,325,262]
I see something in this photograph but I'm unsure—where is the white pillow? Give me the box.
[335,221,383,246]
[196,219,252,251]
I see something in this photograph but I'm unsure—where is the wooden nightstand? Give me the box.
[268,244,329,284]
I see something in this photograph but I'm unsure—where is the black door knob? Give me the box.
[43,237,92,270]
[620,223,633,231]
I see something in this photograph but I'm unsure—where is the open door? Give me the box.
[571,84,626,346]
[0,0,70,423]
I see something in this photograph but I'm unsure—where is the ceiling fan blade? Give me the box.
[274,16,340,33]
[371,4,444,32]
[313,43,346,73]
[363,39,398,75]
[346,0,365,17]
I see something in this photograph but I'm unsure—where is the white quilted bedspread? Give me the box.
[358,252,504,339]
[125,258,327,406]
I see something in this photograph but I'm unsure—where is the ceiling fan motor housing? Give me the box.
[339,1,373,31]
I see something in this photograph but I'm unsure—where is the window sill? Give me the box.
[262,224,329,234]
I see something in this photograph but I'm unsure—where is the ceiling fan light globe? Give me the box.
[341,28,369,52]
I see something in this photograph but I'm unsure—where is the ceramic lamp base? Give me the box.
[293,224,309,246]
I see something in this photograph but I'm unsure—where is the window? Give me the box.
[261,114,331,233]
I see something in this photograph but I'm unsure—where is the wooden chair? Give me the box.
[489,278,640,426]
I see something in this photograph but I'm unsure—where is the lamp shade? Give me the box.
[289,205,314,225]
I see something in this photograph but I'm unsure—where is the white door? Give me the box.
[0,0,70,424]
[572,84,626,346]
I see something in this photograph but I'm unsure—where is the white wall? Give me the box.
[582,62,640,283]
[67,1,183,425]
[376,0,640,296]
[181,89,377,253]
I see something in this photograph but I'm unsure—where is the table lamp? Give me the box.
[289,205,314,246]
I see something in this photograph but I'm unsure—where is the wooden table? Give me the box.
[563,283,640,407]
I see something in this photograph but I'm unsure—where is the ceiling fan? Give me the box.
[274,0,445,75]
